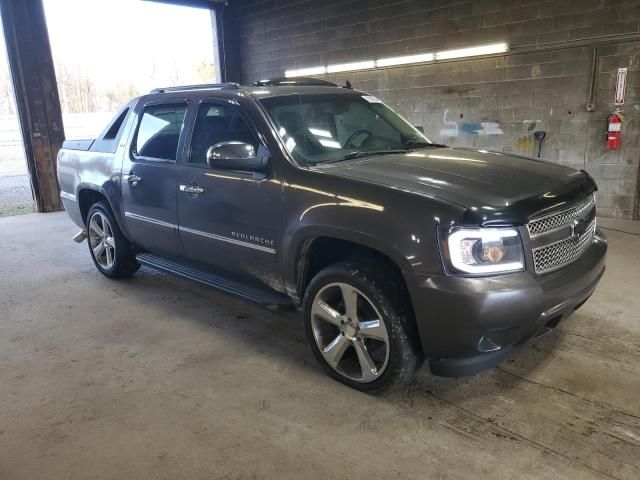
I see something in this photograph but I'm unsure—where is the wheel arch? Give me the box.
[78,186,108,223]
[290,227,414,306]
[76,184,125,234]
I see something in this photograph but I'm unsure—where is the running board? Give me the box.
[136,253,294,309]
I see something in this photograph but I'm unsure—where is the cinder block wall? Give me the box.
[236,0,640,219]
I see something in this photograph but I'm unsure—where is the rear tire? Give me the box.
[303,260,419,393]
[86,202,139,278]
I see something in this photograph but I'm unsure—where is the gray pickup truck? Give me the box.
[57,78,607,393]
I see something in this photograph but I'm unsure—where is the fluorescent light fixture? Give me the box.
[435,42,508,60]
[326,60,375,73]
[284,66,326,77]
[284,42,509,78]
[376,52,434,67]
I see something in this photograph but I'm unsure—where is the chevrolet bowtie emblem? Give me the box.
[571,217,588,239]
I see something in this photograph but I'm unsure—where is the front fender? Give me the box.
[278,168,466,298]
[284,224,414,296]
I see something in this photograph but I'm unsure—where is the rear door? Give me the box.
[177,98,284,290]
[121,101,188,259]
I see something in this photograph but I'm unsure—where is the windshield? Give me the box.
[259,94,437,165]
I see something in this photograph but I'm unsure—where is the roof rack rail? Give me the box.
[150,83,240,94]
[253,77,337,87]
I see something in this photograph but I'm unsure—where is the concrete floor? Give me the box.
[1,212,639,480]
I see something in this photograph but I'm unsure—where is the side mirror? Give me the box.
[414,125,425,133]
[206,141,269,172]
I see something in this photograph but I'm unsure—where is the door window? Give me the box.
[134,104,187,161]
[189,104,258,165]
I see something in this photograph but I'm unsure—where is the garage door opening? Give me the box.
[0,0,219,216]
[43,0,219,141]
[0,22,33,217]
[1,0,219,217]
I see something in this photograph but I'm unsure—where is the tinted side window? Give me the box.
[134,104,187,161]
[189,104,258,165]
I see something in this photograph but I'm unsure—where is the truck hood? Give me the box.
[315,147,596,225]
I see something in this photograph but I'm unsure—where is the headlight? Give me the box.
[441,227,525,275]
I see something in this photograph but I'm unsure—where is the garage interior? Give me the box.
[1,0,639,478]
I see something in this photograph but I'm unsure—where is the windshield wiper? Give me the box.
[340,149,410,161]
[309,149,409,165]
[402,140,447,149]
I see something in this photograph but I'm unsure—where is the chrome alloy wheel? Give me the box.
[310,282,390,383]
[88,211,116,270]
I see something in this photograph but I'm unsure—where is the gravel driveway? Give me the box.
[0,174,34,217]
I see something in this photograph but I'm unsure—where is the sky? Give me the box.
[41,0,218,92]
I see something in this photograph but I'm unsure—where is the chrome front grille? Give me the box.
[527,194,597,275]
[527,194,596,237]
[532,219,596,274]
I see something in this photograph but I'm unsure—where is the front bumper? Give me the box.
[404,232,607,377]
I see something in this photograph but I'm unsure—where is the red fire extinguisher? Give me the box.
[606,111,623,150]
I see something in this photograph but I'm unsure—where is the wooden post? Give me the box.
[0,0,64,212]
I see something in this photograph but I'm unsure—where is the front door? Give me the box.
[121,102,188,259]
[177,99,283,291]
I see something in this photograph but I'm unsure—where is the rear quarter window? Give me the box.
[103,108,129,140]
[90,106,131,153]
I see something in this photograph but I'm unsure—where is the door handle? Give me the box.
[179,184,204,195]
[127,174,142,187]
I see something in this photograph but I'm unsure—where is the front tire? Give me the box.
[86,202,139,278]
[303,261,419,393]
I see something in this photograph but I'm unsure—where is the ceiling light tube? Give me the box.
[326,60,375,73]
[435,42,509,60]
[284,42,509,78]
[284,66,326,77]
[376,52,434,67]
